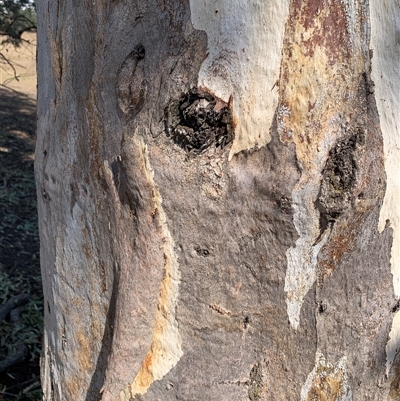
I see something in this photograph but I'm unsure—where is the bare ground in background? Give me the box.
[0,32,36,97]
[0,33,42,400]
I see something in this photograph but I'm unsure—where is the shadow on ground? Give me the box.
[0,86,42,400]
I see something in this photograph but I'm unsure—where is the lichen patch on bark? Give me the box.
[248,362,264,401]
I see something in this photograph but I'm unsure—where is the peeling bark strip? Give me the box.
[119,136,183,400]
[93,137,168,400]
[278,0,371,329]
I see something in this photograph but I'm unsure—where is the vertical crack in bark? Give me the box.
[120,135,183,400]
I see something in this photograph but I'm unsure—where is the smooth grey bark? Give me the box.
[35,1,399,400]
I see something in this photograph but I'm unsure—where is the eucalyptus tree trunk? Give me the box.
[35,1,400,400]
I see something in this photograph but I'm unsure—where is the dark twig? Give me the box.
[0,343,28,373]
[0,14,36,40]
[9,306,24,323]
[0,293,29,320]
[0,52,19,81]
[22,380,41,394]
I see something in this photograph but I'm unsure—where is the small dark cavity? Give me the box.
[164,88,234,154]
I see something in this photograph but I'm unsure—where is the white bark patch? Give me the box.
[386,311,400,378]
[121,136,183,400]
[372,0,400,294]
[301,352,353,401]
[189,0,290,159]
[340,0,367,53]
[284,125,337,329]
[370,0,400,378]
[53,199,104,398]
[41,330,63,400]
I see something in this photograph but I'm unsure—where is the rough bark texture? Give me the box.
[35,1,399,400]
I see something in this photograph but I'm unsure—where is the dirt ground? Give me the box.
[0,33,42,400]
[0,32,37,97]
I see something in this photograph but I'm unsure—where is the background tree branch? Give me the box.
[0,0,36,83]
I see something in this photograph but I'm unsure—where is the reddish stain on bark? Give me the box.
[318,214,363,284]
[291,0,350,59]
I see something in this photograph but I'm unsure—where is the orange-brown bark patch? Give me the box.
[307,368,345,401]
[318,214,363,284]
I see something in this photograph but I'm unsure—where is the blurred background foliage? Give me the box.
[0,0,36,43]
[0,0,36,78]
[0,1,41,400]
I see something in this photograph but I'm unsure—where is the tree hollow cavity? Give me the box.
[164,88,234,154]
[317,127,365,229]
